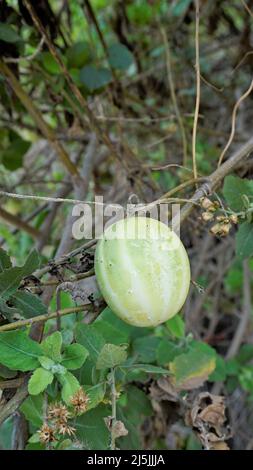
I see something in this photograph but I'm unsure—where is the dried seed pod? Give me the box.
[200,197,214,211]
[216,215,226,222]
[210,222,231,237]
[202,212,214,222]
[229,214,238,224]
[219,223,231,237]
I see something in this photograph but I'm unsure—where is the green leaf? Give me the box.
[80,65,112,92]
[66,41,91,68]
[93,307,132,345]
[0,417,13,450]
[171,0,192,17]
[41,52,65,75]
[28,368,54,395]
[2,138,30,171]
[0,248,11,273]
[58,371,80,404]
[61,343,89,370]
[0,298,20,322]
[11,290,47,318]
[117,385,152,449]
[225,359,240,375]
[75,405,110,450]
[38,356,55,370]
[132,335,161,363]
[170,341,216,390]
[20,394,44,427]
[156,339,183,365]
[41,331,62,362]
[224,264,243,293]
[25,442,44,451]
[166,314,185,338]
[75,323,105,363]
[96,344,128,370]
[0,250,40,300]
[237,344,253,364]
[223,175,253,211]
[209,355,227,382]
[236,222,253,260]
[0,23,21,43]
[123,363,170,375]
[239,366,253,392]
[0,330,41,371]
[0,364,17,379]
[84,383,105,411]
[108,43,134,70]
[28,433,40,444]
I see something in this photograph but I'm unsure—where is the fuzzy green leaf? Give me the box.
[58,371,80,404]
[96,343,127,370]
[61,343,89,370]
[41,331,62,362]
[38,356,55,370]
[28,368,54,395]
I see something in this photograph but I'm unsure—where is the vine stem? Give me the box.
[0,304,91,332]
[217,78,253,167]
[110,367,117,451]
[161,27,188,167]
[192,0,200,182]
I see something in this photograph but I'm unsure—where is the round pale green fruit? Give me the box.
[95,217,191,327]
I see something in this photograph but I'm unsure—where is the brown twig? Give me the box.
[0,378,24,390]
[0,304,92,332]
[22,0,119,161]
[0,378,29,426]
[0,207,40,240]
[241,0,253,19]
[0,60,80,179]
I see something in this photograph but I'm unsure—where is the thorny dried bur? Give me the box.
[70,388,90,414]
[38,424,56,444]
[56,421,76,437]
[47,402,71,422]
